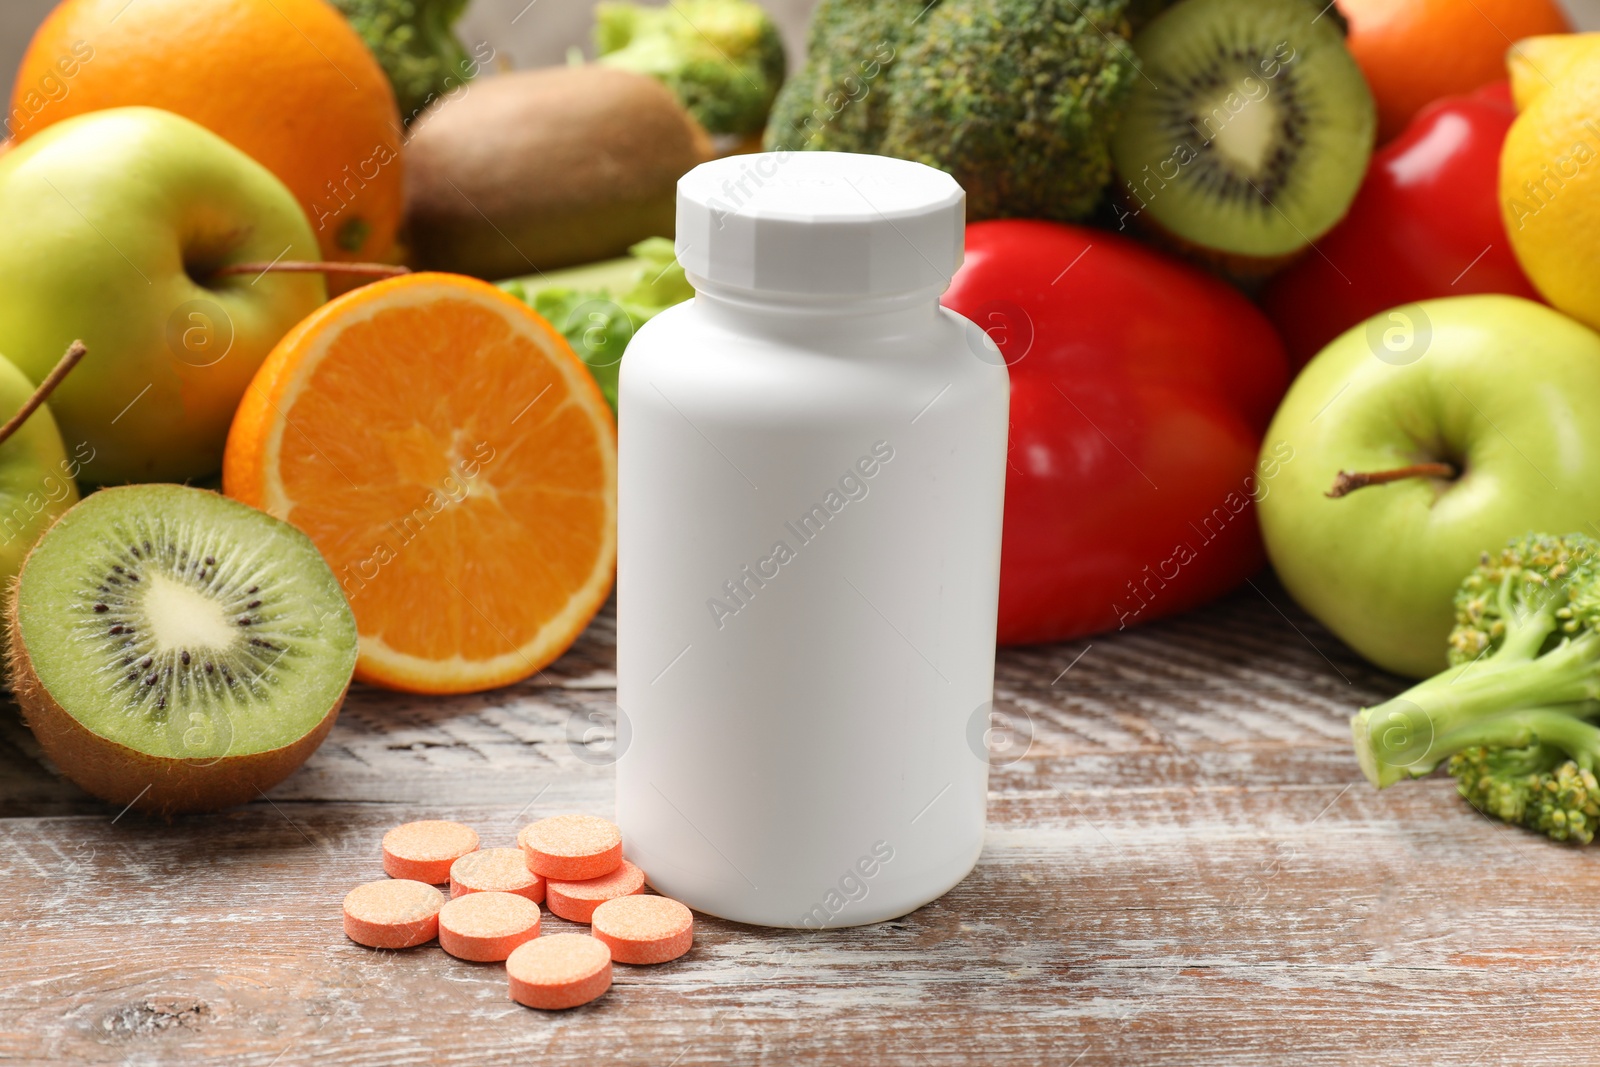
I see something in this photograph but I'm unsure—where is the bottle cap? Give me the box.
[675,151,965,297]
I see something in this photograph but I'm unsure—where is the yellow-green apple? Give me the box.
[0,351,78,592]
[0,107,324,484]
[1259,295,1600,678]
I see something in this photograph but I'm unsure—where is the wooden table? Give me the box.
[1,580,1589,1065]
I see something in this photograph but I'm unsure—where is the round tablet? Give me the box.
[546,860,646,923]
[451,847,545,902]
[591,895,694,964]
[438,891,542,961]
[343,879,444,949]
[383,820,480,884]
[518,814,622,881]
[506,933,612,1010]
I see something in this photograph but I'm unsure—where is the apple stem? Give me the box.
[1325,461,1457,499]
[211,261,410,279]
[0,340,86,451]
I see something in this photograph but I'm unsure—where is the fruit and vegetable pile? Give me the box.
[2,0,1600,862]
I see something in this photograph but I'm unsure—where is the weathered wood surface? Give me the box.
[3,581,1596,1066]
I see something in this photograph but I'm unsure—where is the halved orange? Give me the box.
[223,272,616,694]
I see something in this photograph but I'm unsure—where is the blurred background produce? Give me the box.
[330,0,477,123]
[1261,82,1541,366]
[9,0,404,268]
[0,0,811,85]
[1499,34,1600,332]
[765,0,1154,222]
[12,0,1599,93]
[0,345,77,609]
[1109,0,1374,272]
[403,64,711,277]
[500,237,692,413]
[943,220,1289,644]
[596,0,786,139]
[0,107,325,484]
[1340,0,1574,140]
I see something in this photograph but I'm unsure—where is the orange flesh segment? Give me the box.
[257,276,616,691]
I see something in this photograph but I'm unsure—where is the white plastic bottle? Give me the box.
[616,151,1009,928]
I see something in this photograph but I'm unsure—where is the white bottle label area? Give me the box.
[704,439,896,632]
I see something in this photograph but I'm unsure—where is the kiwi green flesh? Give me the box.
[1112,0,1375,259]
[12,484,357,762]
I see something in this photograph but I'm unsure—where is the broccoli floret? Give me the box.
[1351,533,1600,842]
[1448,715,1600,843]
[881,0,1142,221]
[595,0,786,137]
[764,0,1145,221]
[331,0,474,123]
[499,238,692,413]
[764,0,926,154]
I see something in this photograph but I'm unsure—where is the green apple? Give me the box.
[0,107,325,485]
[1260,295,1600,679]
[0,352,78,591]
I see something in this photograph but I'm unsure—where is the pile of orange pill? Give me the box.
[340,814,693,1010]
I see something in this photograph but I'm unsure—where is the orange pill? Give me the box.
[451,847,546,902]
[518,814,622,881]
[382,820,479,884]
[591,895,694,965]
[506,933,612,1010]
[343,879,444,949]
[438,891,542,962]
[545,860,646,923]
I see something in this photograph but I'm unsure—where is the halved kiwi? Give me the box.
[8,484,357,815]
[1110,0,1375,262]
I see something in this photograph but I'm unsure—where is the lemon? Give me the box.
[1501,61,1600,331]
[1508,34,1600,109]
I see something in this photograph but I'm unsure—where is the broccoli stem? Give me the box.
[1353,628,1600,787]
[1465,570,1565,663]
[1435,705,1600,765]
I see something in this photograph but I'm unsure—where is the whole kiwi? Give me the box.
[403,66,713,279]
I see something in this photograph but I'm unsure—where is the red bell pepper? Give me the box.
[1261,82,1540,367]
[944,220,1290,645]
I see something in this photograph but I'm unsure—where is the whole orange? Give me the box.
[10,0,404,266]
[1339,0,1572,142]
